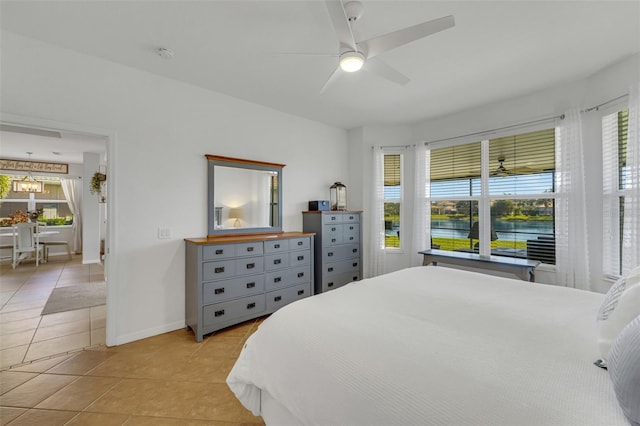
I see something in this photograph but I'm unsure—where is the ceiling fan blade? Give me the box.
[324,0,357,50]
[320,66,342,94]
[359,15,455,59]
[364,58,410,86]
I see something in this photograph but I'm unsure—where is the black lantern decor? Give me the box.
[330,182,347,211]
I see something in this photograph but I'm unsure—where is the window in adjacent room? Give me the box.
[429,129,556,264]
[383,152,403,249]
[0,175,73,226]
[602,109,629,276]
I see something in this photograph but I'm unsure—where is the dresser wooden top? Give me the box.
[185,231,315,245]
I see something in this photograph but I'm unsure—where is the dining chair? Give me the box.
[36,222,72,262]
[12,223,44,268]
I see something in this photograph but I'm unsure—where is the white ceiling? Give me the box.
[1,0,639,138]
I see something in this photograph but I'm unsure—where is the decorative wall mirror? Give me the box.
[206,154,284,236]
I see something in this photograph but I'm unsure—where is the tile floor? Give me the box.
[1,256,106,371]
[0,256,265,425]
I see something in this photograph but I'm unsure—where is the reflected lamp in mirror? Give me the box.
[207,155,285,236]
[330,182,347,211]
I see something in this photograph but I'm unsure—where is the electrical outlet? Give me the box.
[158,227,171,239]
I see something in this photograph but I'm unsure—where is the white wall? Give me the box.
[352,53,640,292]
[1,31,348,345]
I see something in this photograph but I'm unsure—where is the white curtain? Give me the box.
[61,177,82,253]
[555,109,590,289]
[367,145,386,277]
[411,143,430,266]
[622,83,640,273]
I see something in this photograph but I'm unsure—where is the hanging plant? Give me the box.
[90,172,106,195]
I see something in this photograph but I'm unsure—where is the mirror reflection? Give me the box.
[207,155,284,235]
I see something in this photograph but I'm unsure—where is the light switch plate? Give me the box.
[158,227,171,239]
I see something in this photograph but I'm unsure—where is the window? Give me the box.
[602,109,629,276]
[384,152,402,249]
[0,175,73,226]
[429,129,556,264]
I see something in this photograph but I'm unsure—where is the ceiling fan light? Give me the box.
[339,51,365,72]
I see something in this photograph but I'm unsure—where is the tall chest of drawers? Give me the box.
[185,232,314,342]
[302,211,362,294]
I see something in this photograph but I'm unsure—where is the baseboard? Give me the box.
[112,320,186,346]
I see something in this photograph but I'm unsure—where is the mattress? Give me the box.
[227,266,629,425]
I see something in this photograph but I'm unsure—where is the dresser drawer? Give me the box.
[343,223,360,243]
[289,237,310,251]
[202,294,266,327]
[234,242,263,257]
[322,214,344,224]
[323,224,344,246]
[266,283,310,311]
[265,265,311,291]
[323,243,360,263]
[322,271,360,292]
[324,259,360,277]
[265,239,289,253]
[289,250,311,267]
[342,213,360,223]
[202,275,265,304]
[203,256,264,281]
[202,244,236,260]
[265,253,290,271]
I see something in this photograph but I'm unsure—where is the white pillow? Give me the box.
[596,276,640,362]
[608,315,640,426]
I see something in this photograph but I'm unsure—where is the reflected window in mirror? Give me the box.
[206,155,284,236]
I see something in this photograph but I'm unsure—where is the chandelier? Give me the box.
[12,152,43,193]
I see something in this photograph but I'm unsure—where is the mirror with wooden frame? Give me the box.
[207,155,284,236]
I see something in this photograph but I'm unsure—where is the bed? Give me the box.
[227,266,631,425]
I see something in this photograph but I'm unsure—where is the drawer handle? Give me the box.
[247,247,254,252]
[353,248,358,253]
[246,282,255,289]
[353,262,358,267]
[247,302,256,309]
[274,259,281,265]
[215,249,224,255]
[274,277,282,283]
[274,296,282,302]
[331,227,336,231]
[214,309,225,317]
[349,216,354,220]
[328,252,334,257]
[353,276,359,281]
[349,226,354,230]
[246,263,255,269]
[297,241,303,246]
[328,267,334,272]
[298,290,305,295]
[349,237,354,240]
[330,216,337,221]
[297,255,304,261]
[214,267,225,273]
[214,287,225,295]
[331,238,336,243]
[328,282,334,287]
[274,244,280,249]
[297,272,304,278]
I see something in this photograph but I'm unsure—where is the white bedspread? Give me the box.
[227,266,628,426]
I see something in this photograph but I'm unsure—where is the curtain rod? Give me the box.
[423,114,564,146]
[373,144,412,150]
[581,94,628,113]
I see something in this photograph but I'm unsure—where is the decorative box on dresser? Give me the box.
[302,211,362,294]
[185,232,314,342]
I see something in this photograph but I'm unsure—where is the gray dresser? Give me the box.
[302,211,362,293]
[185,232,314,342]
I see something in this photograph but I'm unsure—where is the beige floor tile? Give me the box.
[171,356,237,383]
[92,327,106,345]
[194,336,245,359]
[0,406,28,425]
[0,317,40,336]
[0,291,17,306]
[0,344,28,370]
[0,328,36,350]
[132,380,205,418]
[24,331,90,362]
[0,371,38,395]
[84,378,156,414]
[65,411,129,426]
[123,416,252,425]
[0,281,23,293]
[0,373,78,407]
[5,408,78,425]
[0,307,42,324]
[186,383,260,423]
[0,299,46,313]
[47,350,115,375]
[39,308,90,328]
[36,375,121,411]
[32,319,90,342]
[8,353,72,373]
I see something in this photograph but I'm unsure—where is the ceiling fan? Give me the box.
[492,156,511,178]
[317,0,455,93]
